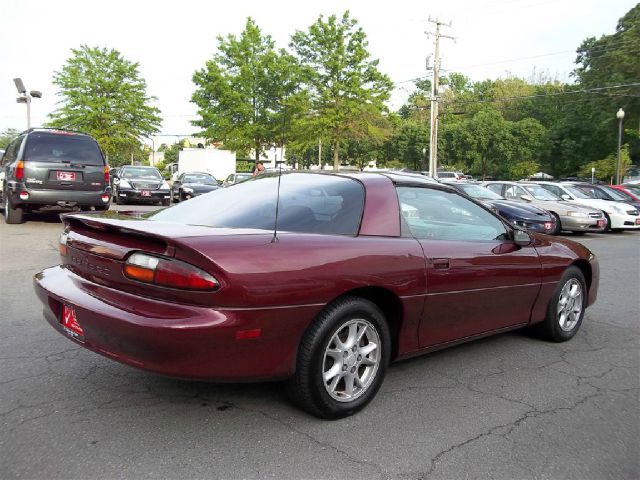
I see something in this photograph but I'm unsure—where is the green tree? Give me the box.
[0,128,20,150]
[192,18,297,163]
[48,45,161,166]
[290,11,393,169]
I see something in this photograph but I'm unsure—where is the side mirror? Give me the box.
[520,194,533,202]
[561,194,571,200]
[513,229,532,246]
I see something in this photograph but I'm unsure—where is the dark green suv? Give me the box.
[0,129,110,224]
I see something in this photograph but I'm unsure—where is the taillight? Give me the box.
[59,232,68,257]
[124,253,219,291]
[104,166,109,184]
[16,160,24,180]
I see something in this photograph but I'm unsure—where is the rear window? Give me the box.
[183,173,217,184]
[24,132,104,165]
[151,173,365,235]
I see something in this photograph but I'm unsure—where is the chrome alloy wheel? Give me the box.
[322,319,381,402]
[557,278,583,332]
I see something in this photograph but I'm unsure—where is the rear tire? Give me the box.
[285,296,390,419]
[162,198,170,206]
[4,194,24,224]
[540,266,586,342]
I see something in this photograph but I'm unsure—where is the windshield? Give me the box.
[565,186,593,199]
[523,185,561,200]
[457,184,503,200]
[122,167,161,180]
[151,173,365,235]
[600,186,629,201]
[183,174,217,185]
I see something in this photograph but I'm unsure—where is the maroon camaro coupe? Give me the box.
[34,172,599,418]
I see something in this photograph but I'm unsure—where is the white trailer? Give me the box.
[172,148,236,182]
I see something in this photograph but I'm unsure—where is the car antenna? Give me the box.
[271,164,283,244]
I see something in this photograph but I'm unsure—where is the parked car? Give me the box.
[609,184,640,201]
[111,165,170,205]
[35,172,599,419]
[436,170,465,181]
[564,182,640,213]
[223,172,253,187]
[537,182,640,232]
[482,181,606,234]
[171,172,220,202]
[446,182,556,234]
[1,128,110,224]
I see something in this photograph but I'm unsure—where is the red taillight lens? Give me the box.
[104,166,109,184]
[16,160,24,180]
[59,232,68,257]
[124,253,219,291]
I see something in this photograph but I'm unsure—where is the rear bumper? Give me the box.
[7,183,109,207]
[34,266,319,381]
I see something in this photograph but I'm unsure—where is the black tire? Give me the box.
[540,266,587,342]
[3,194,24,224]
[602,212,612,232]
[94,204,110,211]
[113,187,122,205]
[550,212,562,235]
[162,198,170,206]
[285,296,391,419]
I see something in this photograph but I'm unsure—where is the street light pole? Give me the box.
[616,108,625,185]
[14,78,42,130]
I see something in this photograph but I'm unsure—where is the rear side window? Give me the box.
[151,173,365,235]
[24,133,104,166]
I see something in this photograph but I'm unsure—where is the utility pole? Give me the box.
[426,18,454,178]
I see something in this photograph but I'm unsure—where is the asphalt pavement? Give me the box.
[0,207,638,479]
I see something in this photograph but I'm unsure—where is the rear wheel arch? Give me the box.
[330,287,404,360]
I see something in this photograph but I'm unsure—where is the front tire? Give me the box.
[286,296,390,419]
[540,266,587,342]
[550,212,562,235]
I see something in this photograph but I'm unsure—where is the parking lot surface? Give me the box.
[1,208,638,479]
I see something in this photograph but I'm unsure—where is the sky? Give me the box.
[0,0,636,146]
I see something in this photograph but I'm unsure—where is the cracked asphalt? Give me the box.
[1,207,638,479]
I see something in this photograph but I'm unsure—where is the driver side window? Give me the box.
[397,186,508,241]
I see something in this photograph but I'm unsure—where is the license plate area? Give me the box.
[141,190,151,197]
[61,304,85,342]
[635,218,640,225]
[597,219,605,227]
[57,171,76,181]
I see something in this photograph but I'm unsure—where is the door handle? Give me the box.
[431,258,450,270]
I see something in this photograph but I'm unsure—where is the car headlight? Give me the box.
[566,211,589,218]
[182,187,194,193]
[160,181,170,190]
[118,180,132,189]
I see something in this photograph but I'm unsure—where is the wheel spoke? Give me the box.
[345,323,358,348]
[328,373,342,393]
[324,363,342,383]
[344,373,355,397]
[325,348,343,361]
[356,324,368,344]
[361,357,376,366]
[359,342,378,357]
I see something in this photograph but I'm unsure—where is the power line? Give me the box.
[447,83,640,105]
